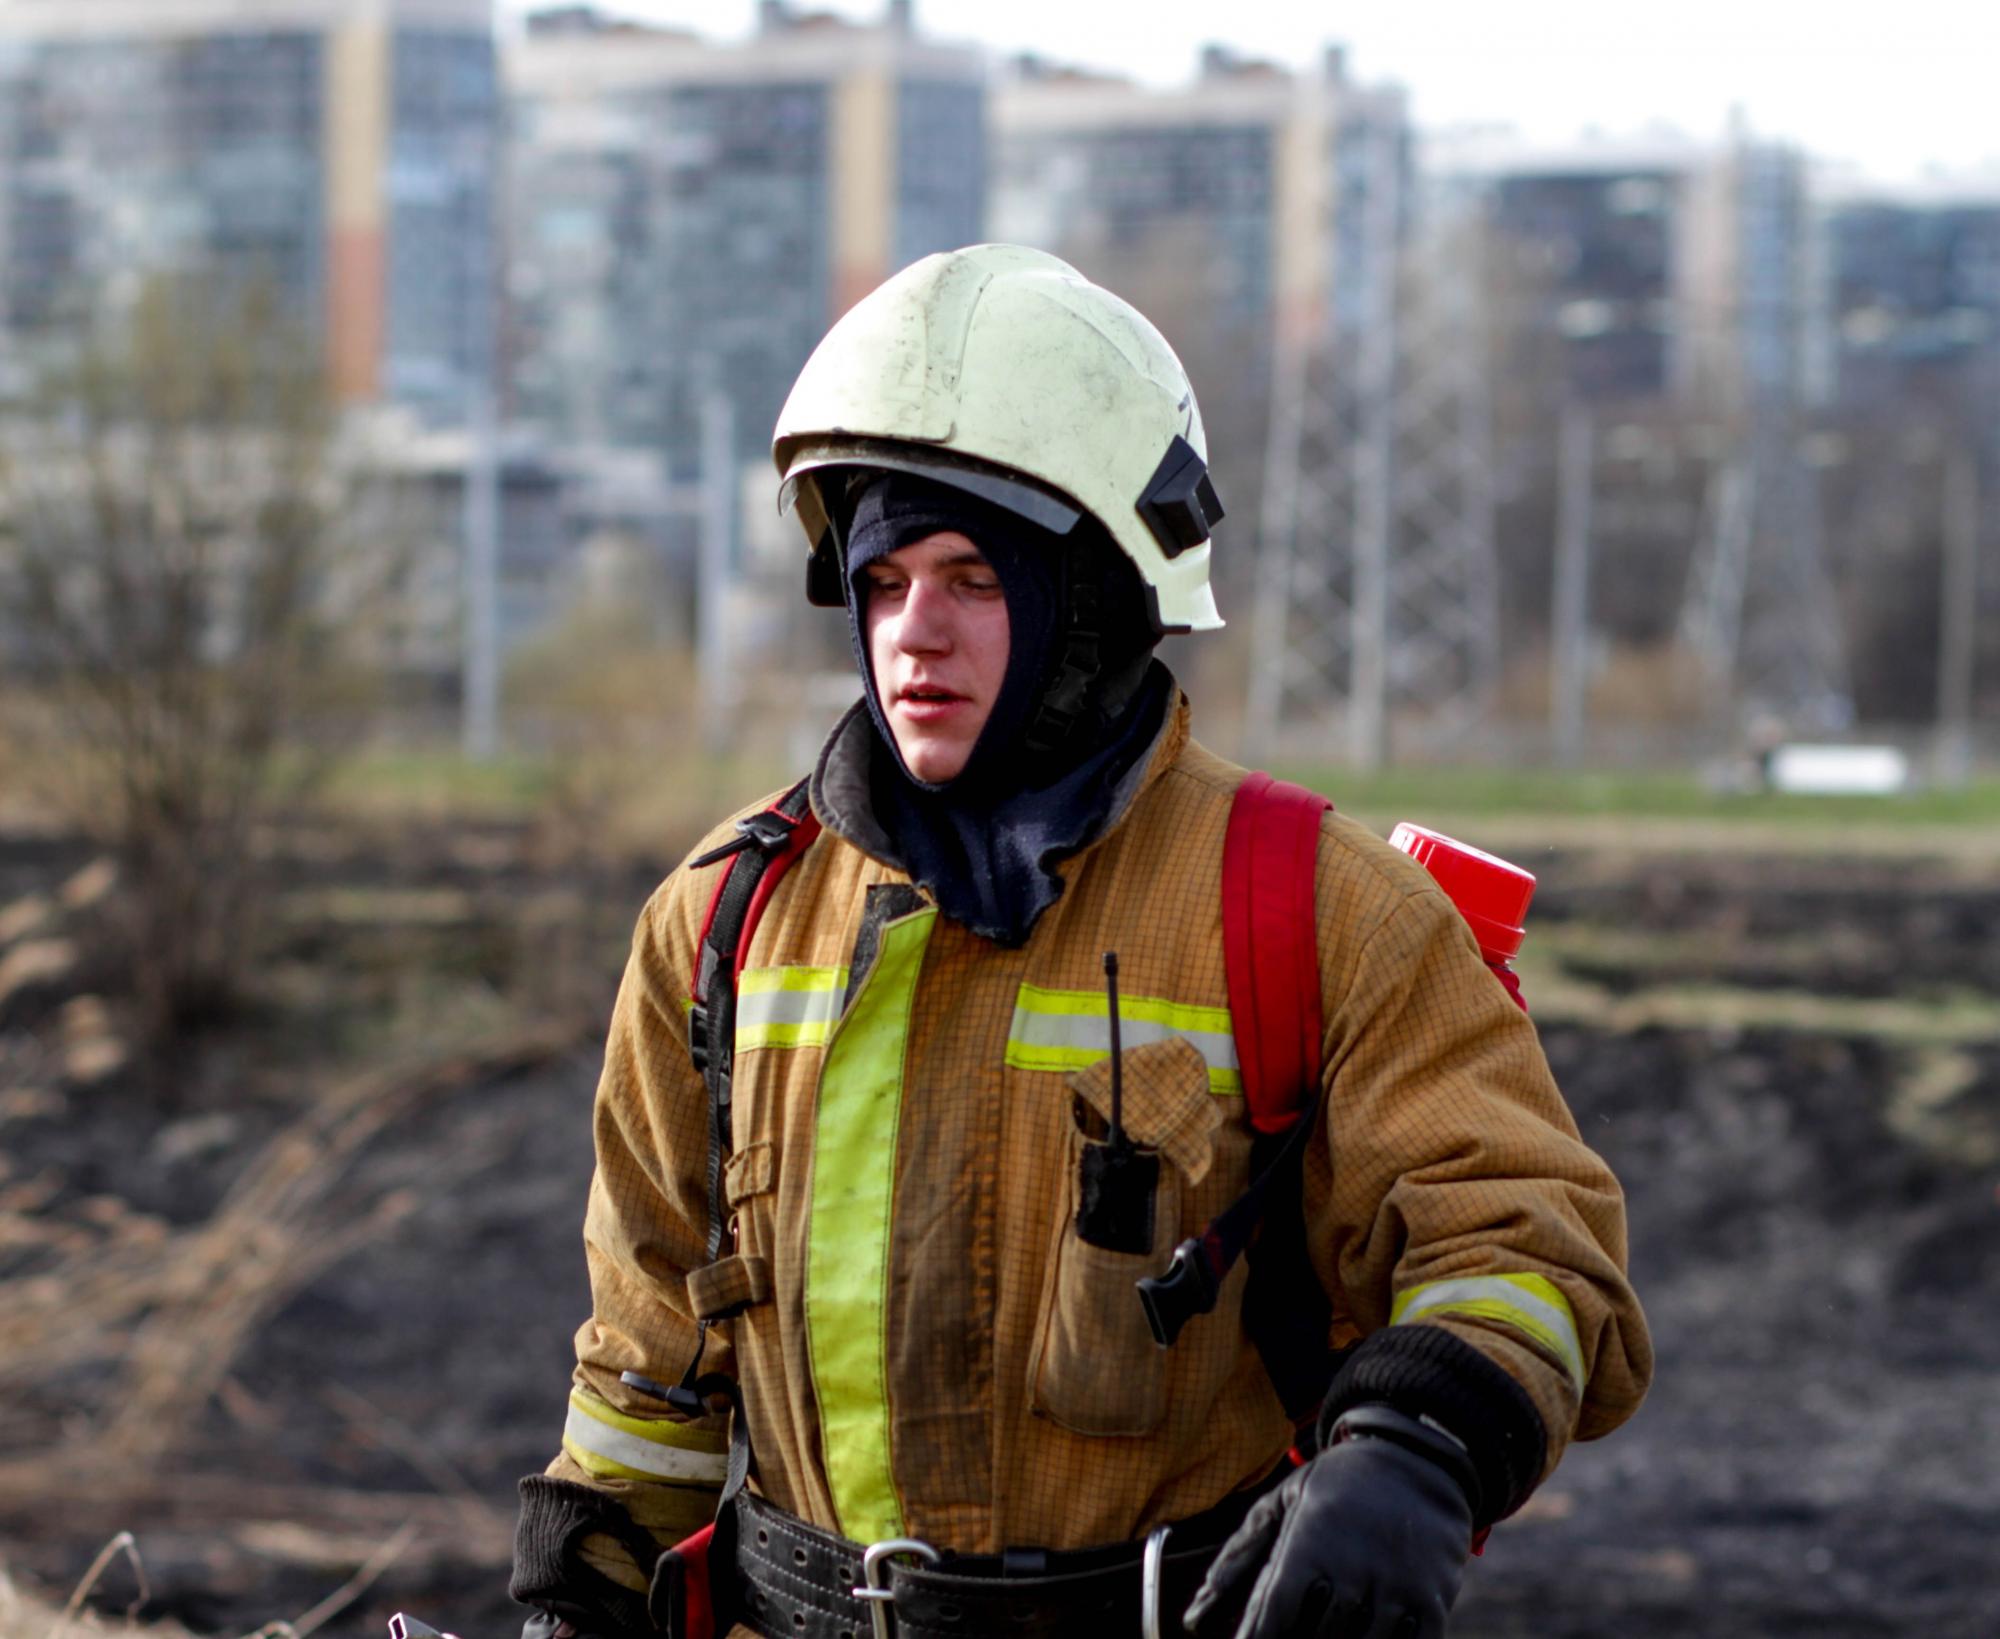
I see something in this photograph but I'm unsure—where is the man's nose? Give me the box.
[894,581,952,652]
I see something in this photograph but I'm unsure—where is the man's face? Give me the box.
[863,529,1011,784]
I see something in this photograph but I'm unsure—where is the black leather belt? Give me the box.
[728,1472,1284,1639]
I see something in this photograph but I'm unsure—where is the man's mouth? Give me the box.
[895,684,973,724]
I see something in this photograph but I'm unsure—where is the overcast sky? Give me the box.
[501,0,2000,183]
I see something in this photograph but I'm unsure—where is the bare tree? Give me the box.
[0,277,386,1042]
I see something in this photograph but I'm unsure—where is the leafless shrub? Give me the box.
[501,599,704,1020]
[0,277,400,1045]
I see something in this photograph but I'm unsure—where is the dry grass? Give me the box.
[1,1520,429,1639]
[1518,939,2000,1047]
[2,1535,182,1639]
[0,717,628,1625]
[0,1024,583,1469]
[0,1023,589,1629]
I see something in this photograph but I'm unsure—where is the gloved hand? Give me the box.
[512,1476,661,1639]
[1183,1405,1478,1639]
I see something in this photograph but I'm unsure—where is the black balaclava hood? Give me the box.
[840,470,1169,945]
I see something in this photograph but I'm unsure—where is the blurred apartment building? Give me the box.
[1449,132,1830,414]
[990,44,1412,506]
[505,1,985,498]
[1676,136,1830,417]
[0,0,499,420]
[1823,178,2000,431]
[500,0,986,717]
[1433,129,1830,417]
[1435,130,1859,732]
[1444,137,1687,406]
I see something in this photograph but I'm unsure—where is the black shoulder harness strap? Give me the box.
[668,778,818,1412]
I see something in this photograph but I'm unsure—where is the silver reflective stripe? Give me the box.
[739,985,843,1029]
[1004,984,1242,1092]
[1006,1007,1239,1071]
[736,966,847,1051]
[562,1399,729,1485]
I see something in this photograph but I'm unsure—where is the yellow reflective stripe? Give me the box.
[1005,1039,1243,1095]
[736,965,849,1053]
[741,965,849,995]
[1392,1274,1586,1395]
[805,908,935,1545]
[739,1018,836,1050]
[1005,982,1242,1093]
[560,1387,729,1486]
[1014,982,1233,1035]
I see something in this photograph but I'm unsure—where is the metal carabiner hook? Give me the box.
[1141,1525,1172,1639]
[854,1536,941,1639]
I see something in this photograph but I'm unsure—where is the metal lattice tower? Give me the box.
[1247,108,1500,767]
[1678,414,1851,730]
[1384,210,1501,745]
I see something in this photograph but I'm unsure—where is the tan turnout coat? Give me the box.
[544,693,1652,1593]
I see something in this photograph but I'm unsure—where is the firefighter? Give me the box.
[510,245,1651,1639]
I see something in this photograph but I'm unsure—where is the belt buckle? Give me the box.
[1140,1525,1171,1639]
[854,1536,940,1639]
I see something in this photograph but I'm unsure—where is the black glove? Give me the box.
[1183,1405,1478,1639]
[510,1476,659,1639]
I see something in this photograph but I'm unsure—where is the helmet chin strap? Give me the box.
[1025,539,1162,761]
[1025,574,1103,758]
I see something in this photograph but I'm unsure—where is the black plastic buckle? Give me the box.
[738,809,796,854]
[688,808,797,871]
[620,1368,676,1401]
[621,1361,709,1420]
[665,1383,708,1417]
[1136,1236,1222,1348]
[664,1321,712,1416]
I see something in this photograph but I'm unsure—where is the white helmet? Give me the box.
[773,243,1225,632]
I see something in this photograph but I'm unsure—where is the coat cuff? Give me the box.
[1317,1323,1548,1530]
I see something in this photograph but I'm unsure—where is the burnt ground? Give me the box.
[2,820,1998,1637]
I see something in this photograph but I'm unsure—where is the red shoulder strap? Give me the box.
[1223,771,1332,1135]
[689,780,821,1004]
[733,807,821,985]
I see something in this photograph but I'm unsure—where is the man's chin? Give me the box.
[898,738,973,785]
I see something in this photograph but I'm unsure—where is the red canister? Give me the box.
[1389,823,1536,1005]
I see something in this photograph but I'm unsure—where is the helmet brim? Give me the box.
[779,440,1086,541]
